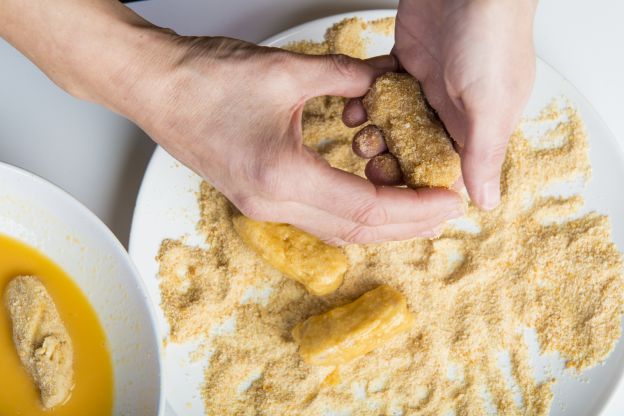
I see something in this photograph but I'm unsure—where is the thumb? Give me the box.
[295,53,397,98]
[461,117,512,210]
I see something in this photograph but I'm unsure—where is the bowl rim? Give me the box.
[0,160,165,415]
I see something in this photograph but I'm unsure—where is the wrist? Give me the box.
[126,35,236,152]
[74,21,182,121]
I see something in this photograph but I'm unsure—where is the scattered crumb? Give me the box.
[369,17,396,36]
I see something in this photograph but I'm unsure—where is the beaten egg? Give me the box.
[0,234,113,415]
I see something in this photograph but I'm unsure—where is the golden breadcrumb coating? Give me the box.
[363,72,461,189]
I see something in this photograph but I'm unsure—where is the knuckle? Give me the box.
[343,225,378,244]
[269,52,296,80]
[256,52,300,96]
[235,196,270,221]
[464,138,509,172]
[478,141,509,166]
[352,199,388,226]
[243,157,292,201]
[253,167,284,198]
[329,54,361,81]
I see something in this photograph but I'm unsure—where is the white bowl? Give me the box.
[0,162,163,414]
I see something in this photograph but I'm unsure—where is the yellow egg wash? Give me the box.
[0,234,113,415]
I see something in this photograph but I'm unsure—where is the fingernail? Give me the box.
[366,55,397,71]
[342,98,367,128]
[480,179,501,210]
[353,125,387,158]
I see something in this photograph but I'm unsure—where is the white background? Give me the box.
[1,0,624,412]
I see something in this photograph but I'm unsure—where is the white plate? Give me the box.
[0,162,163,414]
[129,9,624,416]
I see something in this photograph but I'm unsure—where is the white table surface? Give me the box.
[1,0,623,412]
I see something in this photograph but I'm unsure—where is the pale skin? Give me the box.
[0,0,537,244]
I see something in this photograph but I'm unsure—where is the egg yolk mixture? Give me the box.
[0,234,113,415]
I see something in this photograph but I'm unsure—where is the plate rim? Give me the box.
[128,9,624,416]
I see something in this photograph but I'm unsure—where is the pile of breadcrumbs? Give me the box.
[156,17,624,416]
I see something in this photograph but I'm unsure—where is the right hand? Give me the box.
[344,0,537,210]
[133,36,465,245]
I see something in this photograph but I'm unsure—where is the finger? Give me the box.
[414,74,505,209]
[461,115,513,210]
[249,199,449,245]
[366,54,399,71]
[389,47,405,73]
[287,155,465,226]
[418,77,468,148]
[396,55,468,148]
[352,125,387,158]
[320,221,443,245]
[339,55,399,127]
[364,153,403,186]
[452,174,466,192]
[343,98,368,127]
[451,139,466,192]
[297,53,397,98]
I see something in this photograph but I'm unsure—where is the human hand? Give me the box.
[344,0,537,209]
[133,37,465,244]
[0,0,464,244]
[0,0,467,243]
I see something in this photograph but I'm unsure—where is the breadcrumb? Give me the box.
[155,18,624,416]
[364,73,461,188]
